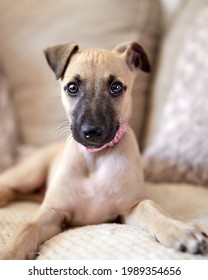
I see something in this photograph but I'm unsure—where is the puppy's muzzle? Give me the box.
[71,97,118,148]
[71,111,119,148]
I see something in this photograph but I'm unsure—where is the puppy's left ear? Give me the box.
[44,43,79,79]
[113,41,151,73]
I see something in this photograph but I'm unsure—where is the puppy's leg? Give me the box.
[0,143,61,206]
[0,164,71,260]
[123,200,208,254]
[0,202,66,259]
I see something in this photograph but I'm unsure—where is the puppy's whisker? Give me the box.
[57,120,72,140]
[66,135,73,145]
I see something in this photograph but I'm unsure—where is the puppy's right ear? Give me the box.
[44,43,79,79]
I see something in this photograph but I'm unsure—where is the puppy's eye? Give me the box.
[110,82,123,97]
[65,82,79,97]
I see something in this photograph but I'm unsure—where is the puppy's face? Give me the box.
[61,49,134,148]
[45,42,150,148]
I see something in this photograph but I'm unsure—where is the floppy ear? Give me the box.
[113,41,151,73]
[44,43,79,79]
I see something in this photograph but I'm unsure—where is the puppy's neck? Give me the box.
[84,122,128,153]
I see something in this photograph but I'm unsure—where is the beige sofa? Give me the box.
[0,0,208,259]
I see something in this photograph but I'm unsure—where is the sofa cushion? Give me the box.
[144,0,208,145]
[0,183,208,259]
[0,0,161,146]
[143,5,208,186]
[0,67,18,172]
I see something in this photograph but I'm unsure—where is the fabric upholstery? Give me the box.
[144,0,208,146]
[0,67,18,171]
[143,7,208,186]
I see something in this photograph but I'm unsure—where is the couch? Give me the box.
[0,0,208,259]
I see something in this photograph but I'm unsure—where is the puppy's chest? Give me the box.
[65,157,132,226]
[69,173,125,226]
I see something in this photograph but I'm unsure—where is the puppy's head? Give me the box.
[44,42,150,148]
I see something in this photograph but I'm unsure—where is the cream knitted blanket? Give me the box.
[0,183,208,259]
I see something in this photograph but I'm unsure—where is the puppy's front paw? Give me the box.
[176,225,208,255]
[156,223,208,255]
[0,248,39,260]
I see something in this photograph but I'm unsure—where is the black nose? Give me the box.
[81,124,104,141]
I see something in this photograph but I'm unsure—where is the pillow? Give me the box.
[143,0,208,147]
[143,7,208,186]
[0,0,161,145]
[0,67,18,172]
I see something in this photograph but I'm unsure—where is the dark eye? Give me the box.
[65,82,79,97]
[110,82,123,97]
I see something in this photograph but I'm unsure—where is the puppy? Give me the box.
[0,42,207,259]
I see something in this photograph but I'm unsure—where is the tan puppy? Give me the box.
[0,42,207,259]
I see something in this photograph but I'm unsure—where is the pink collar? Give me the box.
[86,122,128,152]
